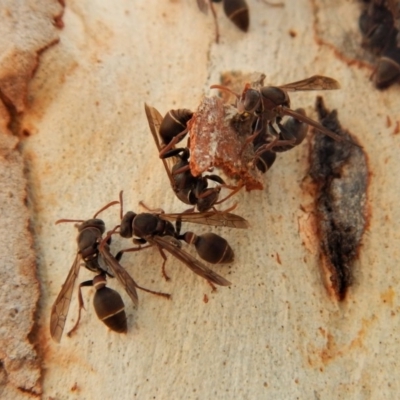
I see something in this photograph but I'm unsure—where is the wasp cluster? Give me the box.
[50,3,377,342]
[145,72,368,302]
[359,0,400,88]
[156,74,349,191]
[51,69,370,342]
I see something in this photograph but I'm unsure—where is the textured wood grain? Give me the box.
[0,1,63,398]
[3,0,400,399]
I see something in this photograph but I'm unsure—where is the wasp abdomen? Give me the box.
[93,286,127,333]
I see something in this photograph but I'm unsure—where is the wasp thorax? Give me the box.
[93,286,127,333]
[260,87,290,109]
[78,227,102,261]
[78,227,101,245]
[133,213,161,237]
[171,153,198,193]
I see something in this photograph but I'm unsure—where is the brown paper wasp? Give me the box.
[211,75,350,159]
[107,191,249,288]
[50,200,169,342]
[145,104,241,212]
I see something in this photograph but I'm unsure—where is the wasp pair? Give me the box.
[50,192,248,342]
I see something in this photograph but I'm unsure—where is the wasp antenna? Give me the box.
[55,219,84,225]
[93,200,119,218]
[210,84,241,99]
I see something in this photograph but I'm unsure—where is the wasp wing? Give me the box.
[99,244,139,307]
[160,211,249,229]
[144,103,164,151]
[97,251,115,277]
[281,107,344,142]
[50,253,81,343]
[279,75,340,91]
[145,103,180,190]
[149,235,231,286]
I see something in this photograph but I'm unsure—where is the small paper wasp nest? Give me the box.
[188,73,266,191]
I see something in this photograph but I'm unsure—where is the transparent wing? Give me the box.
[149,236,231,286]
[281,107,344,142]
[160,211,249,229]
[144,103,178,189]
[50,253,81,343]
[97,252,115,277]
[279,75,340,91]
[99,244,139,307]
[144,103,164,151]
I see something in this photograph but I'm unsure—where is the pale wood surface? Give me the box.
[1,0,400,399]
